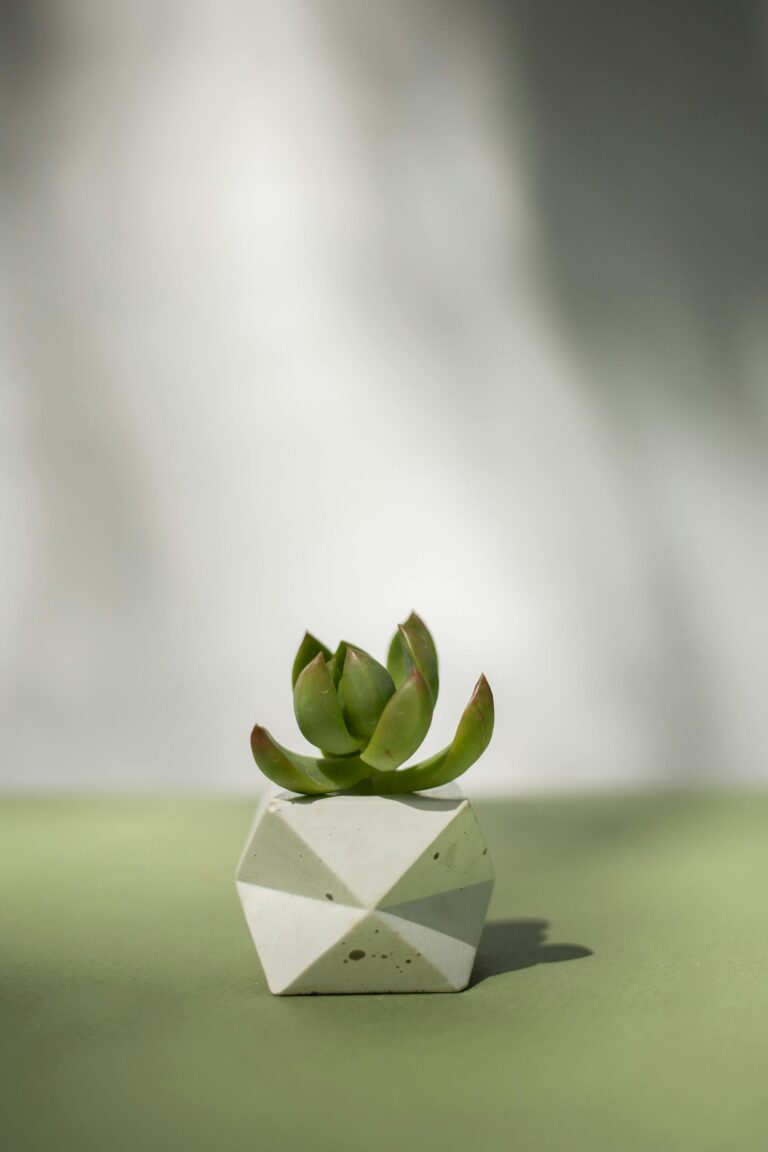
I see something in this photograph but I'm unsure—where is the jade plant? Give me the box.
[250,612,494,795]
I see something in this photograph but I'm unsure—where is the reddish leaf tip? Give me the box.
[250,724,269,748]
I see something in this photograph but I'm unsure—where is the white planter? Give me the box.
[236,785,494,994]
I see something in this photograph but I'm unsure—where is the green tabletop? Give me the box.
[2,793,767,1151]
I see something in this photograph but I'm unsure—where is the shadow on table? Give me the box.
[470,918,592,986]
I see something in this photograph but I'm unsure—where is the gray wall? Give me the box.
[2,1,767,792]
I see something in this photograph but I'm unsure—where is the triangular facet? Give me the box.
[277,793,464,907]
[284,911,453,994]
[236,883,365,994]
[237,805,359,905]
[383,879,493,948]
[377,910,476,991]
[380,802,493,908]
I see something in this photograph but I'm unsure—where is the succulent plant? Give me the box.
[250,612,494,795]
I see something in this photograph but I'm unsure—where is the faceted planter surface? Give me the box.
[236,786,494,994]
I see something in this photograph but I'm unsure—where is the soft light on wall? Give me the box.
[1,1,766,793]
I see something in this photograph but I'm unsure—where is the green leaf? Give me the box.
[293,653,363,755]
[386,630,410,690]
[291,632,332,690]
[386,612,439,702]
[325,641,348,689]
[376,675,494,793]
[250,725,371,794]
[338,645,396,741]
[361,667,434,771]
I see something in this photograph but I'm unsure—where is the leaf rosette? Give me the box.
[250,612,494,796]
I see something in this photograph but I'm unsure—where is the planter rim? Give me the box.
[264,782,467,804]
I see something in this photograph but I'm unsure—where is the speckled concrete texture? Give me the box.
[236,787,493,992]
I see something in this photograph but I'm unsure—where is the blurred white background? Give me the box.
[1,1,767,793]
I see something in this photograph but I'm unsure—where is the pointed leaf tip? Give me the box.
[361,666,434,771]
[291,631,332,689]
[250,723,370,795]
[386,612,439,702]
[374,672,494,793]
[339,645,396,741]
[293,651,363,755]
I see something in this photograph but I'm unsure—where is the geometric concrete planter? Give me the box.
[236,785,494,994]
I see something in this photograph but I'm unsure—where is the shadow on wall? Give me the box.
[471,918,593,986]
[502,0,768,352]
[496,0,768,785]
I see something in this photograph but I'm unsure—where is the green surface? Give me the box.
[2,793,767,1151]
